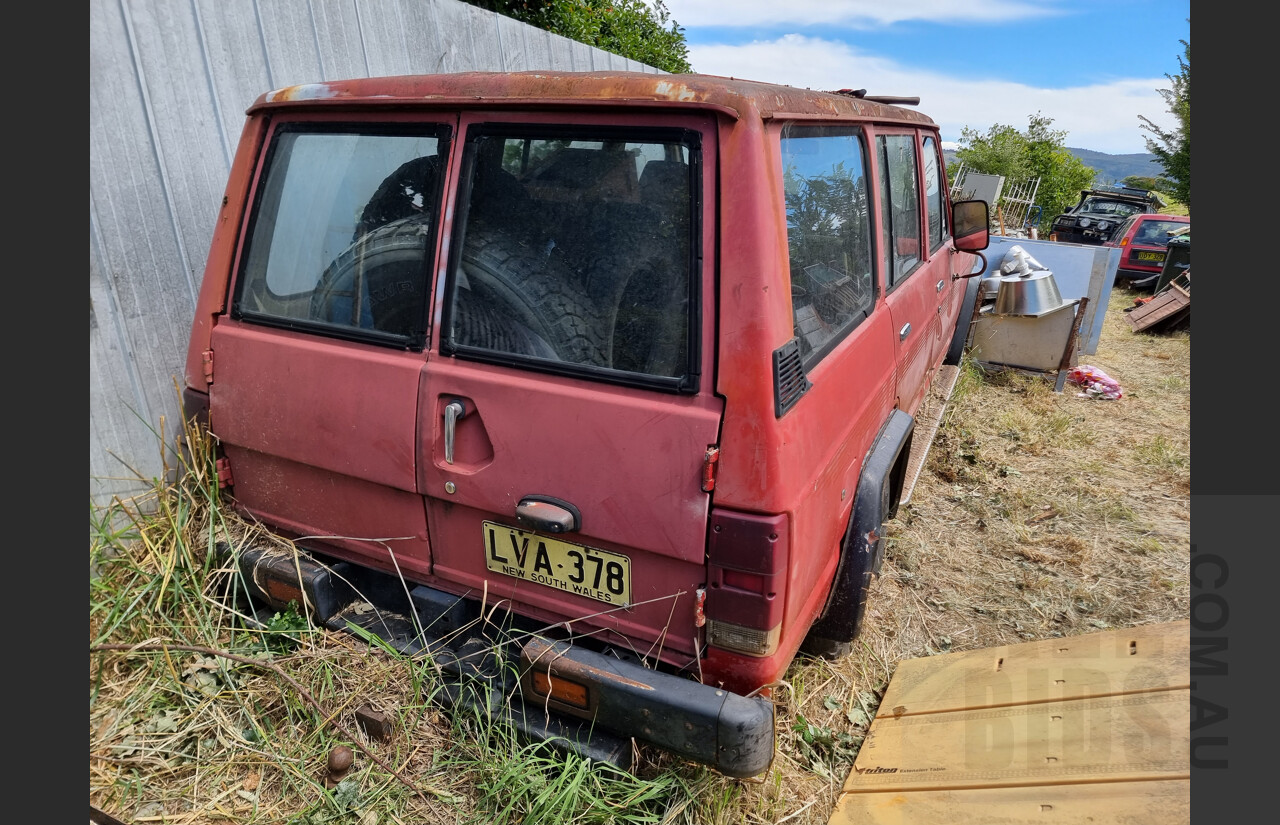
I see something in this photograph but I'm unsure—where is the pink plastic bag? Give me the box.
[1066,365,1123,400]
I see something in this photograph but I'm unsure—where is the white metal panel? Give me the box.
[256,0,327,87]
[430,0,474,73]
[311,0,371,80]
[496,14,530,71]
[192,0,273,168]
[523,23,552,71]
[463,3,502,71]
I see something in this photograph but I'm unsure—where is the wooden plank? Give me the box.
[829,779,1190,825]
[846,688,1188,791]
[877,621,1189,718]
[827,621,1191,824]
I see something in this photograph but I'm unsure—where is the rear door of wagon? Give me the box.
[418,111,723,665]
[209,116,456,579]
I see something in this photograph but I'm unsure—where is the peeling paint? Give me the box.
[653,80,696,101]
[266,83,340,102]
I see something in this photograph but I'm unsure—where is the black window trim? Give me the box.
[439,121,705,394]
[230,119,453,352]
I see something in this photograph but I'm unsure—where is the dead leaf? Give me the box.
[182,656,220,677]
[1026,508,1058,525]
[243,770,260,792]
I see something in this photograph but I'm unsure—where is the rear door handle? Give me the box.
[443,400,466,465]
[899,323,911,341]
[937,279,945,292]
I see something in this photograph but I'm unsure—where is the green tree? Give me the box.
[954,113,1095,226]
[464,1,692,73]
[1139,29,1190,208]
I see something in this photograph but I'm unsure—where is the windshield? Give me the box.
[1077,198,1143,218]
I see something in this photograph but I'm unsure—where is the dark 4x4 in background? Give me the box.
[1049,185,1164,245]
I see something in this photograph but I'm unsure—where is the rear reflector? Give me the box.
[532,670,590,710]
[706,620,781,657]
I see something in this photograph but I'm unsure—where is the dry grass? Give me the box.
[89,284,1189,824]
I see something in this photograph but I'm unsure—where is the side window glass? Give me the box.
[235,127,446,344]
[923,135,947,251]
[877,135,921,287]
[446,130,696,386]
[779,125,875,367]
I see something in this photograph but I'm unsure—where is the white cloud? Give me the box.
[660,0,1059,28]
[688,35,1176,155]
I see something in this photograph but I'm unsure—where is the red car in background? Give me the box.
[1106,213,1190,288]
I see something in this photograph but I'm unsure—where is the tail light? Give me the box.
[704,510,788,657]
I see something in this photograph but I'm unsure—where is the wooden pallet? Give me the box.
[1127,272,1190,333]
[828,621,1190,825]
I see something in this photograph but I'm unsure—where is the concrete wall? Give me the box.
[90,0,659,510]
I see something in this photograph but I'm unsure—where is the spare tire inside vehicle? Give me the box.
[453,220,612,367]
[311,214,433,337]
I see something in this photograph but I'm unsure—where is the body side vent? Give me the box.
[773,338,812,417]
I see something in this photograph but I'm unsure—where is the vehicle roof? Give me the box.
[250,71,938,127]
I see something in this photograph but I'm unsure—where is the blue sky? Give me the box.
[660,0,1191,155]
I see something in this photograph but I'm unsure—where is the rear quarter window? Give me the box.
[778,124,876,367]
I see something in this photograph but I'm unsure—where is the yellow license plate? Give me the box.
[1137,251,1165,261]
[483,521,631,606]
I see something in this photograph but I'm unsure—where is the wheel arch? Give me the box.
[800,408,915,658]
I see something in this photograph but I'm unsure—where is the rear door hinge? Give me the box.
[701,446,720,493]
[215,457,233,488]
[202,349,214,384]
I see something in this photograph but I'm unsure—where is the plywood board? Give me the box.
[1126,290,1190,332]
[877,621,1189,718]
[847,689,1188,791]
[829,779,1189,825]
[828,621,1190,825]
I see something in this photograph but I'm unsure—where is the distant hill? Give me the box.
[1064,148,1162,185]
[943,147,1163,186]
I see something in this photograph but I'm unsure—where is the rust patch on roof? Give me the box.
[265,83,341,103]
[247,71,936,128]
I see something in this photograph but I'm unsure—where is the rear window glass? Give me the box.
[877,134,922,288]
[234,125,448,346]
[444,128,698,387]
[1133,219,1188,246]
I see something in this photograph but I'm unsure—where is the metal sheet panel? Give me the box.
[986,236,1119,355]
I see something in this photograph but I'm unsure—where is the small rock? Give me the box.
[325,745,355,788]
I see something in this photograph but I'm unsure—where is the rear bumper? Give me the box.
[520,638,775,778]
[225,539,776,778]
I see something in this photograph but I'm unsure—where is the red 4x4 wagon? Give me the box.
[183,71,990,777]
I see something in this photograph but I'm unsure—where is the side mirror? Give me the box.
[953,199,990,252]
